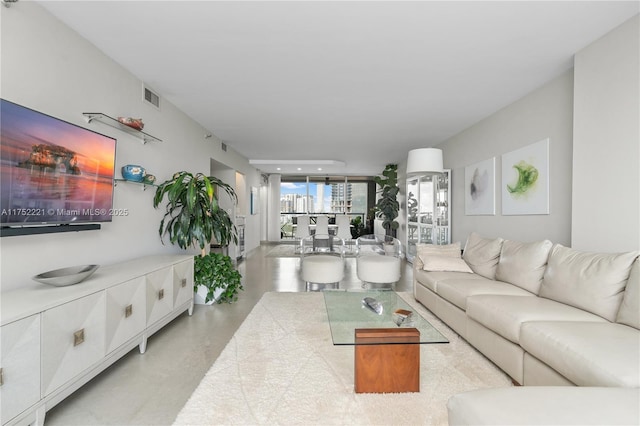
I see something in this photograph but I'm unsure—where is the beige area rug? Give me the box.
[173,292,512,425]
[266,244,356,258]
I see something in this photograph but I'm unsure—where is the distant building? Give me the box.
[280,192,313,213]
[281,181,368,216]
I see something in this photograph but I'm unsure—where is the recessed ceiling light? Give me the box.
[297,167,302,171]
[276,167,281,171]
[317,168,322,171]
[249,159,346,166]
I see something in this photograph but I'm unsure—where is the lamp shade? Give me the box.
[406,148,444,175]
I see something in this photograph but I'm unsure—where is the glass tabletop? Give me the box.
[323,290,449,345]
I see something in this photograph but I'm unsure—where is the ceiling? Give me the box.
[38,1,638,176]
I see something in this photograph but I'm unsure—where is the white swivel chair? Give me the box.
[300,234,345,291]
[335,214,353,251]
[294,215,310,253]
[355,234,403,289]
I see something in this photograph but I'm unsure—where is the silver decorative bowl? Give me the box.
[33,265,99,287]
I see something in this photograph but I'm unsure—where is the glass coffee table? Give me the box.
[323,290,448,393]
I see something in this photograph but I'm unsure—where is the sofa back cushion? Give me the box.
[462,232,503,279]
[417,242,461,259]
[539,245,639,321]
[616,259,639,329]
[495,239,553,294]
[415,242,461,270]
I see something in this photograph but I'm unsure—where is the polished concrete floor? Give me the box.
[45,243,414,425]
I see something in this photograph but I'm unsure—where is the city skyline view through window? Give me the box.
[280,177,368,216]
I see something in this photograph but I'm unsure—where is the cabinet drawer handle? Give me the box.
[0,367,3,386]
[125,304,133,318]
[74,329,85,346]
[181,278,187,288]
[158,289,164,300]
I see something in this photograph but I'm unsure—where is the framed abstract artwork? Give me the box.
[465,157,495,215]
[501,138,549,215]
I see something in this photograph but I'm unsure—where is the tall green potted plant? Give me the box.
[373,164,400,237]
[153,171,243,304]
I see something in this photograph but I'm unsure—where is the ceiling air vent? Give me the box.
[143,85,160,109]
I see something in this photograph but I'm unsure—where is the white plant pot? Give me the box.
[194,284,225,305]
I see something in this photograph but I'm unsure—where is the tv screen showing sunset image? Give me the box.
[1,99,117,226]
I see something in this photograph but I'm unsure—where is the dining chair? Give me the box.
[294,215,311,253]
[313,215,330,251]
[335,214,353,251]
[315,215,329,235]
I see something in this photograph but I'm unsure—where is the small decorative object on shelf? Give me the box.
[143,174,156,185]
[121,164,146,182]
[82,113,162,144]
[117,117,144,130]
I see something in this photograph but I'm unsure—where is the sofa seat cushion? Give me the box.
[447,387,640,426]
[414,270,485,293]
[467,295,606,344]
[520,321,640,387]
[436,278,533,311]
[422,255,473,273]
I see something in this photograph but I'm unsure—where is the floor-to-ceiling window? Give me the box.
[279,176,372,239]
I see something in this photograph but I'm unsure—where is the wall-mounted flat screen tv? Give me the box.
[1,99,117,227]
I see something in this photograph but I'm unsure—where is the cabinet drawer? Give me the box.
[42,292,106,396]
[1,315,41,425]
[173,259,193,308]
[146,267,173,324]
[106,277,146,353]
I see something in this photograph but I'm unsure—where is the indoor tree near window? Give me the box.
[374,164,400,237]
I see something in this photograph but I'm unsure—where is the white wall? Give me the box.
[572,15,639,252]
[0,3,261,291]
[397,16,639,253]
[207,144,262,257]
[426,71,575,246]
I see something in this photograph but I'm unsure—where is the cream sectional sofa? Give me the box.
[413,232,640,388]
[447,386,640,425]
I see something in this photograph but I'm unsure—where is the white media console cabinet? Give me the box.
[0,254,194,426]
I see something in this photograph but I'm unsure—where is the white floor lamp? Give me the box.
[406,148,444,245]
